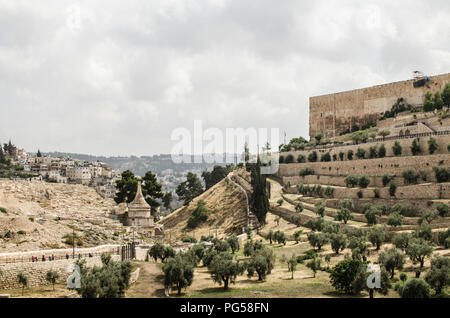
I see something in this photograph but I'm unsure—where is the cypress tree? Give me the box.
[249,158,269,224]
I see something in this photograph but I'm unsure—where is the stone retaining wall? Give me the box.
[277,154,449,179]
[0,255,120,290]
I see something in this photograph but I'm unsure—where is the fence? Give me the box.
[0,247,121,265]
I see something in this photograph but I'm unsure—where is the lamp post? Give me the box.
[72,226,75,259]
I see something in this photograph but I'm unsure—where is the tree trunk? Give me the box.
[369,289,374,299]
[224,278,229,290]
[22,286,24,296]
[177,284,182,295]
[391,269,394,279]
[53,283,55,291]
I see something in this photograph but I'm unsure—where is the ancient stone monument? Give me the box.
[126,181,164,237]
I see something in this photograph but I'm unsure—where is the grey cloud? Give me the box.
[0,0,449,156]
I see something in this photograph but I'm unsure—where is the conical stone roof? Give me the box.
[129,181,150,209]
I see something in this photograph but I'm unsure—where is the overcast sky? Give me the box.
[1,0,449,156]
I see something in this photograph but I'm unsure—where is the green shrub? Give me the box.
[433,166,450,183]
[279,156,284,164]
[356,148,366,159]
[0,207,6,214]
[181,236,197,243]
[277,199,284,206]
[389,181,397,197]
[398,278,430,298]
[425,256,450,295]
[308,151,318,162]
[332,154,337,161]
[373,188,380,198]
[392,141,402,156]
[411,138,421,156]
[320,152,331,162]
[329,259,364,295]
[369,146,378,159]
[297,155,305,163]
[387,212,403,227]
[378,144,386,158]
[382,174,393,187]
[402,169,419,185]
[325,186,334,197]
[428,137,438,154]
[347,150,354,160]
[358,175,371,188]
[436,203,449,217]
[299,167,315,177]
[285,154,294,163]
[365,207,381,226]
[437,228,450,248]
[357,190,363,198]
[368,225,386,250]
[291,214,302,227]
[345,174,359,188]
[391,203,410,216]
[187,200,209,228]
[314,201,326,217]
[339,152,345,161]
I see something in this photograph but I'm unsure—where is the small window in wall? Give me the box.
[321,113,323,117]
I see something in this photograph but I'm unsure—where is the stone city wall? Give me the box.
[309,73,450,138]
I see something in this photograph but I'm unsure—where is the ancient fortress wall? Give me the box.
[309,73,450,139]
[0,255,120,290]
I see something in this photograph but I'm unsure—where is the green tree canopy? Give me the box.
[176,172,204,205]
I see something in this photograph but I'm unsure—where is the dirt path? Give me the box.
[126,262,166,298]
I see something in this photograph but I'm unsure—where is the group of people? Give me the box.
[31,254,55,262]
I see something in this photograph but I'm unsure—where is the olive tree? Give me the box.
[306,257,322,278]
[398,278,431,298]
[162,254,194,295]
[425,256,450,295]
[208,252,244,290]
[46,270,60,291]
[330,233,347,255]
[307,232,329,251]
[246,248,275,281]
[378,247,405,279]
[368,225,387,250]
[406,238,433,269]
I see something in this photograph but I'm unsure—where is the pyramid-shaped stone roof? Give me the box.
[129,181,150,209]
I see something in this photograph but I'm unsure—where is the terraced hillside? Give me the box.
[273,133,450,237]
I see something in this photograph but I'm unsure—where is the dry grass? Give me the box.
[0,283,75,298]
